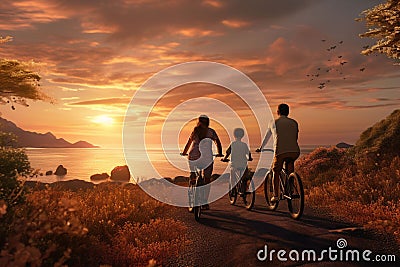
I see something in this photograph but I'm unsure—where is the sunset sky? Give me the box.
[0,0,399,148]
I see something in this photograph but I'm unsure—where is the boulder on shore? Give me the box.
[54,165,67,176]
[45,170,53,176]
[110,165,130,182]
[164,177,173,183]
[173,176,188,183]
[90,173,110,181]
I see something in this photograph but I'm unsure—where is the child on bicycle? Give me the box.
[222,128,253,194]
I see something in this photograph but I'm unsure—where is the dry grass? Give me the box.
[0,183,188,267]
[297,146,400,243]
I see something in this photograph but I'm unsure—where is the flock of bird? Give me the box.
[307,39,367,89]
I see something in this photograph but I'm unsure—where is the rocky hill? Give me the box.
[0,117,99,148]
[352,109,400,158]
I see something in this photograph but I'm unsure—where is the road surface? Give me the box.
[167,194,399,267]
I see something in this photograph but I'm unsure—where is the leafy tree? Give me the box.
[357,0,400,61]
[0,36,48,109]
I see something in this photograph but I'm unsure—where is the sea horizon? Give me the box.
[25,144,330,183]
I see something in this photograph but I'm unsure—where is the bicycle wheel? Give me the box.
[228,181,237,205]
[193,177,203,221]
[264,171,278,211]
[188,183,194,213]
[287,172,304,220]
[243,179,255,210]
[193,205,201,221]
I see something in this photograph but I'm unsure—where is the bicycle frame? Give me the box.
[230,167,246,193]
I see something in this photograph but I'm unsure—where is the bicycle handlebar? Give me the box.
[221,158,253,163]
[255,148,274,153]
[180,153,224,157]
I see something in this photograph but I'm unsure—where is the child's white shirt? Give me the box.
[231,140,249,169]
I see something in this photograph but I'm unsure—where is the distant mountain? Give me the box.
[0,117,99,148]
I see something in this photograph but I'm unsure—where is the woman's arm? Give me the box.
[215,136,223,156]
[181,133,193,155]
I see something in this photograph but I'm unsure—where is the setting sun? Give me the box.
[92,115,114,125]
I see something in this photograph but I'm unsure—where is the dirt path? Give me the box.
[167,194,399,267]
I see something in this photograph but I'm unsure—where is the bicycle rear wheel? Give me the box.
[194,205,201,221]
[243,179,255,210]
[188,183,194,213]
[287,172,304,220]
[264,171,278,211]
[193,177,203,221]
[228,182,237,205]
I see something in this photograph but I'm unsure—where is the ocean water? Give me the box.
[25,145,324,183]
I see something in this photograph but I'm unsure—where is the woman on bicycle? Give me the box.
[181,115,223,209]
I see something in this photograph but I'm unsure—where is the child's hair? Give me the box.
[233,128,244,139]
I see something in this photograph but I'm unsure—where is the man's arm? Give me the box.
[257,128,272,152]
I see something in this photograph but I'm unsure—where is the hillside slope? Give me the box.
[352,109,400,158]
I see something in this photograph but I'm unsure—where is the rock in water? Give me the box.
[45,170,53,176]
[110,165,130,182]
[54,165,67,176]
[336,142,353,149]
[90,173,110,181]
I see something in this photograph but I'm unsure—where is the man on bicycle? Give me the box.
[256,103,300,203]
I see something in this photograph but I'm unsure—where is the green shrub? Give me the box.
[0,147,30,208]
[0,147,30,178]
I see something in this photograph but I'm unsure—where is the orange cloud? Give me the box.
[176,28,219,37]
[202,0,223,8]
[221,19,250,28]
[68,97,131,106]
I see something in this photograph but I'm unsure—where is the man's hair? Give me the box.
[278,103,289,116]
[233,128,244,139]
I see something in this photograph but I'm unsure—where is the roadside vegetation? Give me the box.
[0,132,188,267]
[297,110,400,243]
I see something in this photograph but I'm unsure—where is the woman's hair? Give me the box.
[193,115,209,140]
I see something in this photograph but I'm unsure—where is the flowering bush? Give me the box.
[0,188,87,267]
[296,146,352,187]
[0,183,188,266]
[298,144,400,243]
